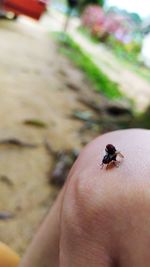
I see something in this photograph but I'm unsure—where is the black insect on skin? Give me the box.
[101,144,124,169]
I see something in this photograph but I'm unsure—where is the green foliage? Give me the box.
[133,106,150,129]
[78,0,104,13]
[106,7,142,25]
[54,32,123,99]
[106,35,141,63]
[79,26,150,84]
[130,12,142,25]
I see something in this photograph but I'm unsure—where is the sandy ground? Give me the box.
[0,17,100,255]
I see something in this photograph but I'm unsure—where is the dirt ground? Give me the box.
[0,17,106,255]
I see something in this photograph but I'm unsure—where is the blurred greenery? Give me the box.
[78,0,104,13]
[133,106,150,129]
[106,35,141,63]
[53,32,123,99]
[106,7,142,25]
[52,31,150,131]
[78,26,150,84]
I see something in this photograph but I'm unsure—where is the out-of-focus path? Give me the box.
[0,16,96,254]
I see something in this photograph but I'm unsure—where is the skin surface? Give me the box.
[20,129,150,267]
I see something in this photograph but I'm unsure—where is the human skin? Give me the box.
[19,129,150,267]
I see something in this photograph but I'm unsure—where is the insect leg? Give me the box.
[112,160,120,167]
[99,162,104,169]
[116,151,124,158]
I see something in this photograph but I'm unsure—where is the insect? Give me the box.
[101,144,124,169]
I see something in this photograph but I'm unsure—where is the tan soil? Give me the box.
[0,18,102,255]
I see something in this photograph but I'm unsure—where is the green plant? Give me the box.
[54,32,123,99]
[79,0,104,13]
[106,35,141,63]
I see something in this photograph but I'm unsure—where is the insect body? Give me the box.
[101,144,124,169]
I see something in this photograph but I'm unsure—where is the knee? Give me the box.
[61,129,150,243]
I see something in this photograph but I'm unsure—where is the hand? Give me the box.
[20,129,150,267]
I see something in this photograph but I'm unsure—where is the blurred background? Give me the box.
[0,0,149,256]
